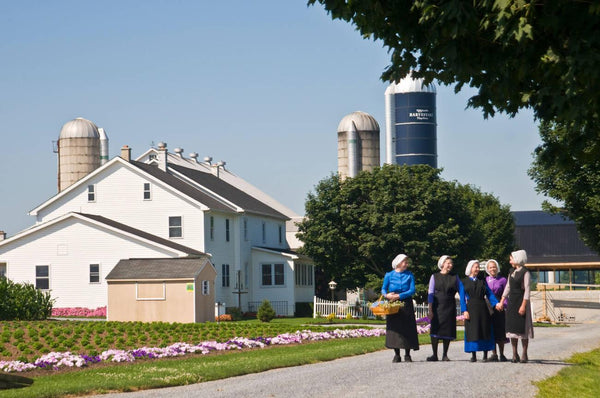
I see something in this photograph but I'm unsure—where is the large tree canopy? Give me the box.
[309,0,600,250]
[297,165,514,300]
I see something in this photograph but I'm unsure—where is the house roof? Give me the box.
[252,246,313,263]
[513,211,600,265]
[106,257,215,280]
[130,161,235,213]
[168,163,288,220]
[76,213,206,256]
[513,210,573,226]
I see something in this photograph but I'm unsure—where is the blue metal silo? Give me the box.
[385,76,437,168]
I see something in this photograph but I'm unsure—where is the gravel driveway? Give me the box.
[94,314,600,398]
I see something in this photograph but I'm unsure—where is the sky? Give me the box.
[0,1,554,237]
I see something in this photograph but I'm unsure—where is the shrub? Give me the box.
[225,307,242,321]
[216,314,232,322]
[326,313,336,322]
[0,277,54,320]
[257,300,276,323]
[295,302,313,317]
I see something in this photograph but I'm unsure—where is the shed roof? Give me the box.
[106,257,214,280]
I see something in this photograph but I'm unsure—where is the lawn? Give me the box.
[535,348,600,398]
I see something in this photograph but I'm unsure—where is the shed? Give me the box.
[105,256,216,323]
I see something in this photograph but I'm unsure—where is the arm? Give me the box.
[496,276,511,311]
[381,272,390,296]
[427,275,435,320]
[519,271,531,316]
[398,273,415,300]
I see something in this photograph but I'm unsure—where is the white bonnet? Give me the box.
[485,259,500,275]
[437,255,450,270]
[511,250,528,266]
[465,260,480,276]
[392,254,408,269]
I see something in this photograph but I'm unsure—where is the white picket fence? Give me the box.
[313,296,430,319]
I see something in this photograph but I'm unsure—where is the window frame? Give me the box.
[222,264,230,287]
[35,265,50,290]
[89,263,100,284]
[169,216,183,238]
[261,263,285,287]
[210,216,215,241]
[87,185,96,202]
[143,182,151,200]
[225,219,230,242]
[201,280,210,295]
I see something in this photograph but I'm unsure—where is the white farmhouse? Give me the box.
[0,118,314,317]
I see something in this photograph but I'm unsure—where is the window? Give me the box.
[0,262,6,278]
[243,218,248,241]
[87,185,95,202]
[202,280,210,295]
[89,264,100,283]
[225,219,230,242]
[222,264,230,287]
[278,225,283,244]
[295,263,314,286]
[169,216,182,238]
[262,222,266,243]
[143,183,151,200]
[261,263,284,286]
[210,216,214,241]
[149,153,157,161]
[36,265,49,290]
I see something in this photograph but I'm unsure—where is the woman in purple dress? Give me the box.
[485,259,508,361]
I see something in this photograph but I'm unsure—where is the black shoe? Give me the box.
[392,354,401,363]
[470,356,477,362]
[488,354,499,362]
[404,355,412,362]
[426,355,438,362]
[441,356,450,361]
[482,357,489,362]
[500,355,508,362]
[511,354,520,363]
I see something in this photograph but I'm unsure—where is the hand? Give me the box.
[495,303,504,311]
[519,305,526,316]
[463,311,470,320]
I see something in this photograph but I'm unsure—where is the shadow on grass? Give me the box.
[0,374,34,390]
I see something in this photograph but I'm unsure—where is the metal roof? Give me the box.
[130,161,236,213]
[337,111,380,133]
[169,163,288,219]
[106,257,214,280]
[59,117,100,139]
[513,210,573,226]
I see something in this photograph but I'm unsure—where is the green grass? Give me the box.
[0,337,386,397]
[535,348,600,398]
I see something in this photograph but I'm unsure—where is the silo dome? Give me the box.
[385,75,437,95]
[337,111,380,133]
[337,111,380,180]
[59,117,100,139]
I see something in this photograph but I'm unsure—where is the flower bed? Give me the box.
[51,307,107,318]
[0,328,385,373]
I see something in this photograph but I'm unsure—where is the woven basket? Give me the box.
[370,296,403,316]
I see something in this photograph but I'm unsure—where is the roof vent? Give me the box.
[174,147,184,157]
[203,156,213,164]
[189,152,199,162]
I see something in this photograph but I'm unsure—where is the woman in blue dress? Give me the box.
[460,260,499,362]
[381,253,419,362]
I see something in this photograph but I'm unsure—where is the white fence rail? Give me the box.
[313,296,431,319]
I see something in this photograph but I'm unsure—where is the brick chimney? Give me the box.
[120,145,131,162]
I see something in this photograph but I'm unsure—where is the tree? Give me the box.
[529,120,600,252]
[309,0,600,250]
[257,299,276,322]
[297,165,515,300]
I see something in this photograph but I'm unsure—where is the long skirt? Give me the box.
[385,298,419,350]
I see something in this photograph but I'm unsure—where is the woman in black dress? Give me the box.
[427,255,460,361]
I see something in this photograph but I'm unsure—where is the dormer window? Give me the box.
[143,183,151,200]
[87,185,96,202]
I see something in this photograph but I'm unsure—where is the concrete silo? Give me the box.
[57,117,103,192]
[385,75,437,167]
[337,111,380,179]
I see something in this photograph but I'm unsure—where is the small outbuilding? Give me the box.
[106,256,216,323]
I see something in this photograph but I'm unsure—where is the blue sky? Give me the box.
[0,1,552,236]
